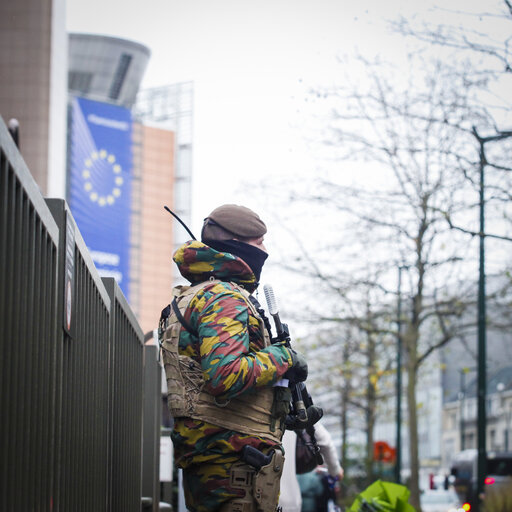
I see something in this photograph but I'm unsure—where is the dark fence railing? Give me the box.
[142,344,163,512]
[0,116,60,511]
[47,198,113,511]
[103,277,145,512]
[0,116,161,511]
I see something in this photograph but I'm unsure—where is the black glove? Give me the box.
[285,405,324,431]
[284,349,308,383]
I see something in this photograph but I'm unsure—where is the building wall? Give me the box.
[0,0,67,196]
[137,125,175,334]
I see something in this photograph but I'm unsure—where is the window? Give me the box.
[109,53,132,100]
[487,456,512,476]
[68,71,93,94]
[490,429,496,450]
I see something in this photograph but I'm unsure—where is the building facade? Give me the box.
[441,366,512,470]
[0,0,67,197]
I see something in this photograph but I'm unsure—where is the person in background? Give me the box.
[279,422,344,512]
[297,468,325,512]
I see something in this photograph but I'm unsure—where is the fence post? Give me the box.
[142,343,163,511]
[102,277,145,511]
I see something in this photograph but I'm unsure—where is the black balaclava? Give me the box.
[207,239,268,285]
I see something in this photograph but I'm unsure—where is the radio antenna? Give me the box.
[164,206,196,240]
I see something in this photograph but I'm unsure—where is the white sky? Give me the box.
[66,0,431,228]
[67,0,509,298]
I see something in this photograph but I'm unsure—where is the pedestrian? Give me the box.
[297,465,342,512]
[297,469,325,512]
[280,422,344,512]
[160,204,309,512]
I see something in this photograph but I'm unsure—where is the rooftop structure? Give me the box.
[68,33,151,109]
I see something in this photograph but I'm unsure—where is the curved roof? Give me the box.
[68,32,151,108]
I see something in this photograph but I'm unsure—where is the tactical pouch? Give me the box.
[270,386,291,432]
[220,463,256,512]
[222,449,285,512]
[253,449,285,512]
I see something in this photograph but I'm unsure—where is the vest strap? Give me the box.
[171,297,197,336]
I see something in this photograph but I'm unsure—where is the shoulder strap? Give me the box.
[167,280,218,337]
[168,279,261,338]
[158,304,171,341]
[171,297,198,336]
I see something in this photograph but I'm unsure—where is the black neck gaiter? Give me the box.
[206,239,268,285]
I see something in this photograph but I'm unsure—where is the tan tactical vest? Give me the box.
[160,279,285,444]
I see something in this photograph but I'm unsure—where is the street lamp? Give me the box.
[471,126,512,512]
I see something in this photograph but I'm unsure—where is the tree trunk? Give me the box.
[405,328,421,511]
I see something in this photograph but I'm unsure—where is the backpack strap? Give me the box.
[167,279,267,342]
[158,304,171,343]
[171,297,198,336]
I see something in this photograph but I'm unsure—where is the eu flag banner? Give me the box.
[69,97,133,301]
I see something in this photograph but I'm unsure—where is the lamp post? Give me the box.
[471,126,512,511]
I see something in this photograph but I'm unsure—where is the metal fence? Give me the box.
[103,277,145,512]
[0,116,161,511]
[0,116,60,511]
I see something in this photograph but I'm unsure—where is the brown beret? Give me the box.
[201,204,267,241]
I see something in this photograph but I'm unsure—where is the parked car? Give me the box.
[450,449,512,508]
[420,489,466,512]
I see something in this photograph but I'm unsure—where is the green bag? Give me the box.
[348,480,416,512]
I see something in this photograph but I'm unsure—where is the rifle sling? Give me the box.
[171,297,198,336]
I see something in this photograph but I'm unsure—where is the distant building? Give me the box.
[441,366,512,470]
[0,0,67,197]
[67,33,193,333]
[133,83,194,331]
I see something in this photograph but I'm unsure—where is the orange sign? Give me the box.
[373,441,396,463]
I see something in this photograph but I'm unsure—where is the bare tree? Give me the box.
[392,0,512,76]
[302,294,396,490]
[281,53,504,510]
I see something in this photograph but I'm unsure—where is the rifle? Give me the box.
[263,284,324,466]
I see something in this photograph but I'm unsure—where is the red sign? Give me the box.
[373,441,396,463]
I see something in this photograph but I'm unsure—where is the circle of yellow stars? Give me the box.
[82,149,123,206]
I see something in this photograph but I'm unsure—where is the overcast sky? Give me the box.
[66,0,511,292]
[66,0,435,227]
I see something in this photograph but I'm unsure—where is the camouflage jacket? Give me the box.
[170,240,293,467]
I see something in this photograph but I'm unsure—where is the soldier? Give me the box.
[160,204,309,512]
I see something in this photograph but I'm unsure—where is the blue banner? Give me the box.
[69,97,132,301]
